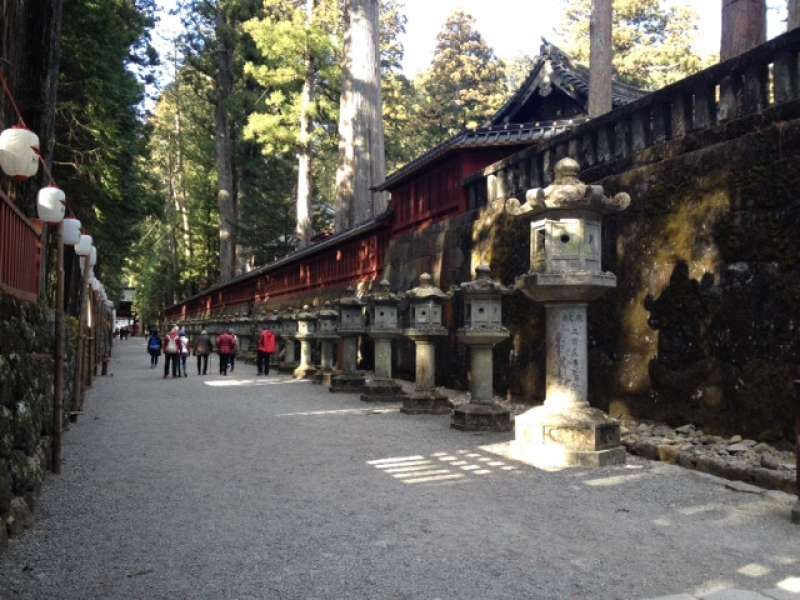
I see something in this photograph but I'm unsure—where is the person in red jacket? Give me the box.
[216,329,236,376]
[257,326,277,376]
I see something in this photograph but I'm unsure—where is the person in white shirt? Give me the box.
[179,328,190,378]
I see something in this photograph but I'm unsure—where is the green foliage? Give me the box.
[55,0,158,302]
[412,11,508,149]
[556,0,715,90]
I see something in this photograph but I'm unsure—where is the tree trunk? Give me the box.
[789,0,800,30]
[296,0,316,248]
[334,0,387,232]
[588,0,613,118]
[721,0,766,61]
[215,9,236,282]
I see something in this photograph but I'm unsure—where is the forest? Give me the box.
[0,0,713,326]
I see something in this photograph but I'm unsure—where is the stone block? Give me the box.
[360,380,405,403]
[657,444,681,464]
[0,406,12,457]
[293,365,317,380]
[514,405,626,468]
[0,459,10,513]
[6,496,31,537]
[9,451,43,496]
[400,393,452,415]
[329,373,366,394]
[451,403,512,432]
[312,371,337,386]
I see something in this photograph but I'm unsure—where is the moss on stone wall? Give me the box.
[0,293,76,553]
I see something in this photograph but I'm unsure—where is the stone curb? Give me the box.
[625,438,796,494]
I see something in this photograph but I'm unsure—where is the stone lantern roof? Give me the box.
[508,157,631,218]
[457,266,511,297]
[406,273,449,301]
[368,280,403,304]
[338,287,365,307]
[317,301,338,320]
[296,305,316,321]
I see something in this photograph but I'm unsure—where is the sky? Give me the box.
[151,0,788,87]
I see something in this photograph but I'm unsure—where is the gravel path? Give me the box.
[0,342,797,600]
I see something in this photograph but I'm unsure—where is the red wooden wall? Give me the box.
[166,145,527,322]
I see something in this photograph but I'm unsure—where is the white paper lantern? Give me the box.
[0,127,40,179]
[76,234,92,256]
[62,218,81,245]
[89,245,97,267]
[36,186,65,223]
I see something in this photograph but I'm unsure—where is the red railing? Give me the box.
[0,190,42,302]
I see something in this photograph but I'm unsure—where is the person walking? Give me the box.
[193,330,212,375]
[216,329,235,376]
[179,328,190,377]
[162,326,182,379]
[146,329,161,368]
[257,327,277,376]
[230,333,240,373]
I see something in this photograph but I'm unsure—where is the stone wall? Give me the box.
[0,292,77,553]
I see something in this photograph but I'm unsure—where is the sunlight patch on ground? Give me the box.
[367,448,527,486]
[276,408,397,417]
[778,577,800,593]
[204,378,304,387]
[583,473,648,488]
[737,563,772,578]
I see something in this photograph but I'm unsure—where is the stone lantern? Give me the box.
[313,301,339,386]
[294,305,317,379]
[401,273,452,415]
[361,280,406,403]
[330,288,366,393]
[507,157,630,467]
[278,307,299,373]
[451,266,512,431]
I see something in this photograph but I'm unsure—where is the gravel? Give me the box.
[0,342,798,600]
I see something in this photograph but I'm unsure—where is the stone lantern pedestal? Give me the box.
[330,288,366,393]
[451,266,511,432]
[507,158,630,468]
[278,308,299,374]
[313,302,339,386]
[362,280,406,403]
[294,306,317,380]
[401,274,452,415]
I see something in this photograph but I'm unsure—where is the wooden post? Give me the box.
[720,0,766,61]
[588,0,613,118]
[52,223,64,474]
[72,256,89,418]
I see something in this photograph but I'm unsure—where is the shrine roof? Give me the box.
[375,119,581,191]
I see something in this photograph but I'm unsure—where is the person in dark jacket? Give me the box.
[146,329,161,368]
[193,330,212,375]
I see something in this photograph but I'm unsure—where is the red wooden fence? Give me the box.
[0,189,41,302]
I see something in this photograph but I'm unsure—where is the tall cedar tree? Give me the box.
[557,0,711,90]
[334,0,387,232]
[414,11,507,150]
